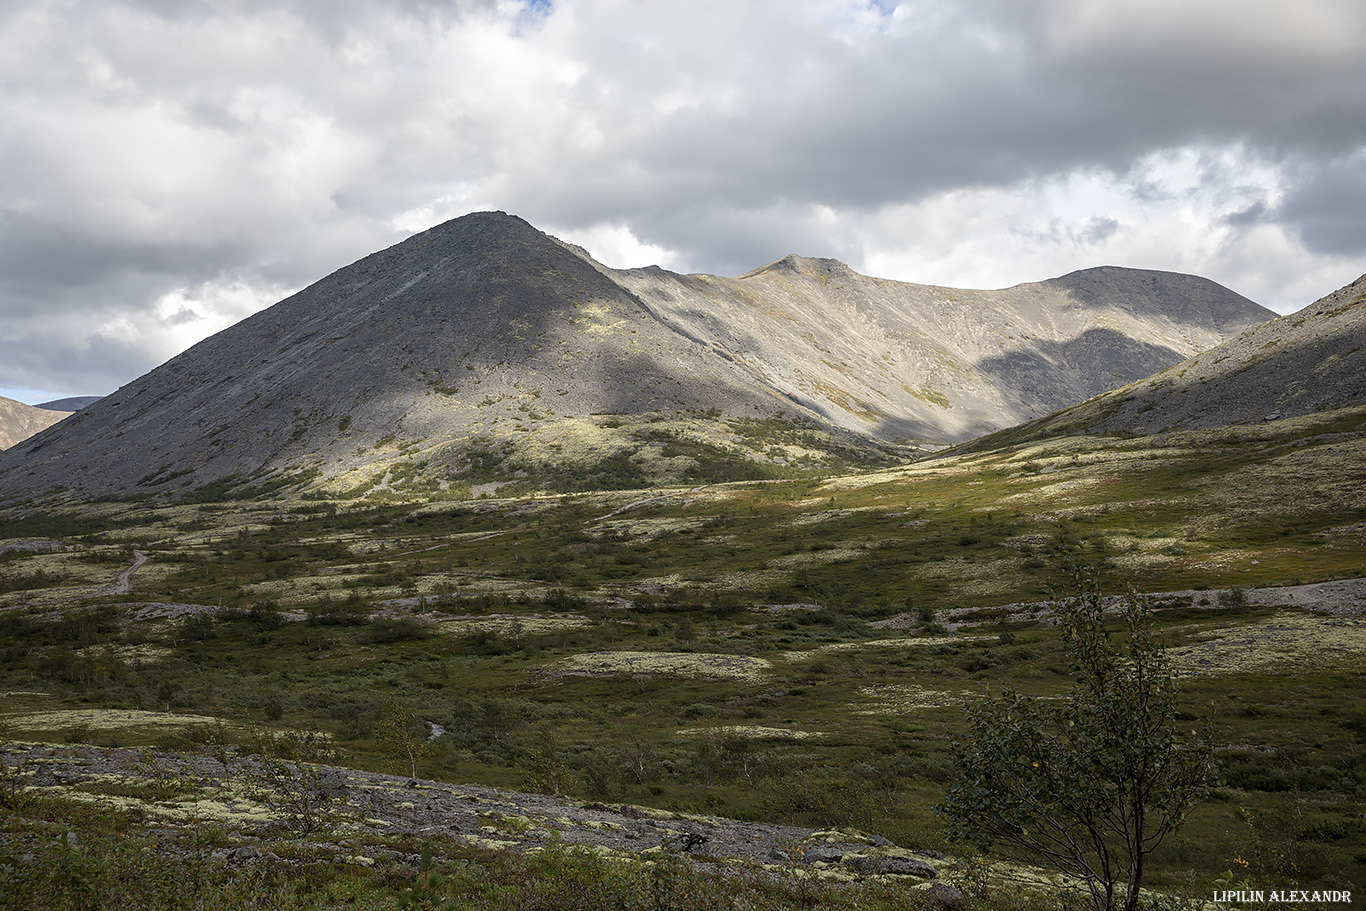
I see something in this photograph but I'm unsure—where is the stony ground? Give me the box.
[928,577,1366,629]
[1,741,948,882]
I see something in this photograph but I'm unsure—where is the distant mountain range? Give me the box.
[36,396,103,412]
[0,212,1276,500]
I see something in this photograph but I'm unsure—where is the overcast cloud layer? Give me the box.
[2,0,1365,402]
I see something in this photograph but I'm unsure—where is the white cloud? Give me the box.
[149,279,297,356]
[0,0,1363,399]
[855,148,1358,312]
[550,222,680,271]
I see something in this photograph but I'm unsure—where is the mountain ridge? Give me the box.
[0,211,1274,501]
[957,272,1366,450]
[36,396,102,412]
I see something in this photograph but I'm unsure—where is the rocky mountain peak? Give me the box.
[739,254,856,280]
[1041,265,1273,330]
[964,271,1366,447]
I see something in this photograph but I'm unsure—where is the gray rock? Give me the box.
[929,883,967,908]
[212,845,283,864]
[318,769,350,796]
[803,843,863,864]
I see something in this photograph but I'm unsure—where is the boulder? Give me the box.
[928,882,967,908]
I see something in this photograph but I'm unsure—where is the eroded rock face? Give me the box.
[0,212,1272,501]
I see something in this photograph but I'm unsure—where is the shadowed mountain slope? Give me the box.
[0,212,1273,501]
[961,272,1366,449]
[0,396,71,451]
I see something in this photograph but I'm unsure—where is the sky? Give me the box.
[2,0,1365,404]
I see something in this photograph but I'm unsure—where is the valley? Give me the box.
[1,214,1362,908]
[2,403,1364,907]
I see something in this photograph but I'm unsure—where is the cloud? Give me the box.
[0,0,1363,400]
[1276,150,1366,256]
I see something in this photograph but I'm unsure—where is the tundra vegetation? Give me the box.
[940,567,1218,911]
[1,406,1364,909]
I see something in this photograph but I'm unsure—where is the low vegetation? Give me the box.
[940,567,1218,911]
[1,408,1364,908]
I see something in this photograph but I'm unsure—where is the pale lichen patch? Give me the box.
[783,635,990,663]
[1170,611,1366,676]
[768,546,866,568]
[856,683,977,714]
[589,517,706,542]
[785,506,884,526]
[436,614,591,636]
[555,651,771,680]
[676,724,824,740]
[76,643,175,663]
[1,708,227,733]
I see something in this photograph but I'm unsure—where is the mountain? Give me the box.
[36,396,103,412]
[615,256,1268,443]
[0,396,71,451]
[0,212,1272,501]
[962,272,1366,449]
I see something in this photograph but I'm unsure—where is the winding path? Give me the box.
[108,551,149,595]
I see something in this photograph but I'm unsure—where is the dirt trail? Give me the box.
[594,487,708,523]
[108,551,149,595]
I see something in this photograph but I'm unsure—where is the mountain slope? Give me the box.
[0,212,1273,501]
[962,272,1366,448]
[4,213,797,500]
[0,396,71,451]
[617,257,1268,443]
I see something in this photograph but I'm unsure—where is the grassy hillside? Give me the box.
[2,406,1364,907]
